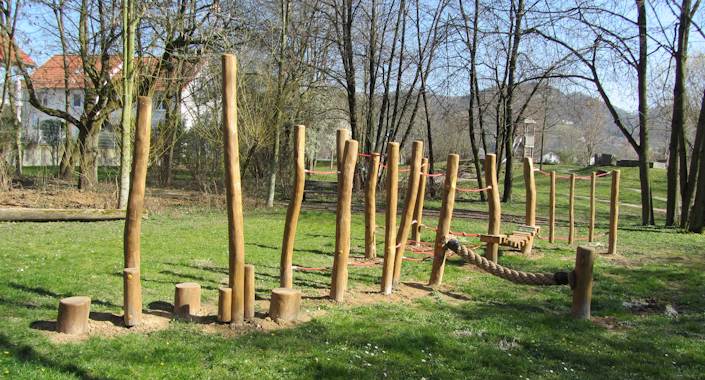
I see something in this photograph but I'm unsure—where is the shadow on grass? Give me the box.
[0,333,110,380]
[9,283,119,308]
[249,242,333,257]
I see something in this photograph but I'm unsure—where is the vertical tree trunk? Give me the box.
[501,0,525,203]
[634,0,653,226]
[78,124,101,191]
[267,129,280,207]
[266,0,290,207]
[460,0,485,201]
[118,0,137,208]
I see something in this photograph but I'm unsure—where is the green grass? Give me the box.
[1,193,705,379]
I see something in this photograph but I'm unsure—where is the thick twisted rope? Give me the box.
[444,238,572,286]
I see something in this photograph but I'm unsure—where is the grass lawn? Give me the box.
[1,164,704,379]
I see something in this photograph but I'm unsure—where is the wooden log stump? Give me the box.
[123,267,142,327]
[411,157,429,245]
[122,96,152,327]
[222,54,247,325]
[364,154,381,259]
[568,173,576,245]
[245,264,255,320]
[57,296,91,334]
[280,125,306,288]
[218,287,232,323]
[428,154,459,286]
[380,143,400,295]
[521,157,537,255]
[484,154,501,262]
[174,282,201,318]
[330,139,359,302]
[571,246,596,319]
[589,172,597,242]
[392,140,424,286]
[269,288,301,322]
[549,171,556,243]
[608,170,620,255]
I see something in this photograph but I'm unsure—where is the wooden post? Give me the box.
[568,173,576,245]
[411,157,429,245]
[589,172,596,242]
[217,287,232,323]
[244,264,255,320]
[122,96,151,327]
[330,139,358,302]
[269,288,302,322]
[57,296,91,334]
[571,246,595,320]
[549,171,556,243]
[222,54,246,325]
[280,125,305,288]
[392,140,424,286]
[428,154,459,286]
[336,128,349,168]
[123,268,141,327]
[524,157,536,226]
[380,143,399,295]
[522,157,537,254]
[364,154,381,259]
[174,282,201,318]
[485,154,501,262]
[336,128,349,182]
[608,170,620,255]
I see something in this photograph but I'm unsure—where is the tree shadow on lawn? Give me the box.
[30,312,125,332]
[248,242,334,257]
[0,333,110,380]
[9,283,119,308]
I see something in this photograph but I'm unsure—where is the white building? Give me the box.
[22,54,201,166]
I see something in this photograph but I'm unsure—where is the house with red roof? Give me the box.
[21,54,203,166]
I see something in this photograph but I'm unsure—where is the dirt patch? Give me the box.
[35,282,469,343]
[0,181,231,214]
[592,316,633,331]
[34,312,172,344]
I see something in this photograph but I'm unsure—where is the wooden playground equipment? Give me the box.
[54,53,615,335]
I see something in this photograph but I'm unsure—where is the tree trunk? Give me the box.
[501,0,525,203]
[118,0,137,208]
[636,0,652,225]
[78,125,101,191]
[267,128,280,207]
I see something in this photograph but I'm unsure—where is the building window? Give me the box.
[73,94,82,107]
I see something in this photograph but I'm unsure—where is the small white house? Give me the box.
[22,55,201,166]
[541,152,560,165]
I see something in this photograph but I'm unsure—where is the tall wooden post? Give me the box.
[330,139,358,302]
[589,172,596,242]
[524,157,536,226]
[280,125,306,288]
[571,246,595,320]
[392,141,424,286]
[485,154,501,262]
[364,154,381,259]
[222,54,246,325]
[608,170,620,255]
[568,173,576,245]
[428,154,459,286]
[549,171,556,243]
[336,129,349,178]
[123,96,152,327]
[381,143,399,295]
[411,158,429,245]
[522,157,537,254]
